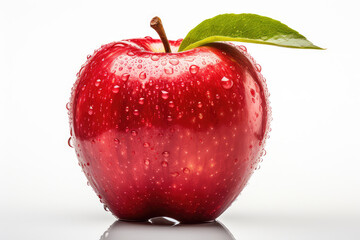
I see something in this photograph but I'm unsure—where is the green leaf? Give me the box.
[178,13,324,52]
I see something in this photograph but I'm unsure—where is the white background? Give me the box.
[1,0,359,239]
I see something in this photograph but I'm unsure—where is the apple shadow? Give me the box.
[99,217,236,240]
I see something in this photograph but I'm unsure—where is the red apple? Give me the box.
[68,32,270,222]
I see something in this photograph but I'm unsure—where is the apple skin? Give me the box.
[68,38,270,223]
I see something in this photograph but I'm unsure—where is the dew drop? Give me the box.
[168,101,175,108]
[198,113,203,119]
[95,79,101,87]
[255,64,262,72]
[114,138,120,144]
[125,106,129,112]
[121,73,130,82]
[171,172,179,177]
[87,54,92,59]
[161,90,169,100]
[139,72,146,80]
[162,151,170,158]
[133,109,139,116]
[164,67,174,75]
[169,59,179,65]
[239,45,247,52]
[104,205,109,211]
[221,77,233,89]
[183,167,190,174]
[66,102,70,110]
[167,116,173,122]
[145,36,153,39]
[88,106,94,115]
[143,142,150,148]
[197,102,203,108]
[68,137,74,148]
[189,65,199,74]
[112,85,120,93]
[151,55,160,61]
[138,97,145,105]
[131,130,138,136]
[144,158,150,165]
[127,51,135,56]
[137,64,142,69]
[250,89,256,97]
[161,161,168,167]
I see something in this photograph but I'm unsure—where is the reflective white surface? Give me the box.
[1,210,359,240]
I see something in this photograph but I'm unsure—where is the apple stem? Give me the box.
[150,16,172,53]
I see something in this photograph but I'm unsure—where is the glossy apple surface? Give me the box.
[68,38,270,222]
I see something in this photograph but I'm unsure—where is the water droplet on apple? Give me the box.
[131,130,138,136]
[121,73,130,82]
[133,109,139,116]
[169,59,179,65]
[167,116,173,122]
[250,89,256,97]
[164,67,174,75]
[255,63,262,72]
[143,142,150,148]
[238,45,247,52]
[183,167,190,174]
[171,172,179,177]
[161,161,168,167]
[114,138,120,144]
[197,102,203,108]
[151,55,160,61]
[127,51,135,56]
[95,79,101,87]
[139,72,146,80]
[189,65,199,74]
[198,113,203,119]
[145,36,153,39]
[168,101,175,108]
[137,64,142,69]
[68,137,74,148]
[162,151,170,158]
[139,97,145,105]
[87,54,92,59]
[221,77,233,89]
[104,205,109,211]
[112,85,120,93]
[66,102,70,110]
[161,90,169,100]
[88,106,94,115]
[144,159,150,165]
